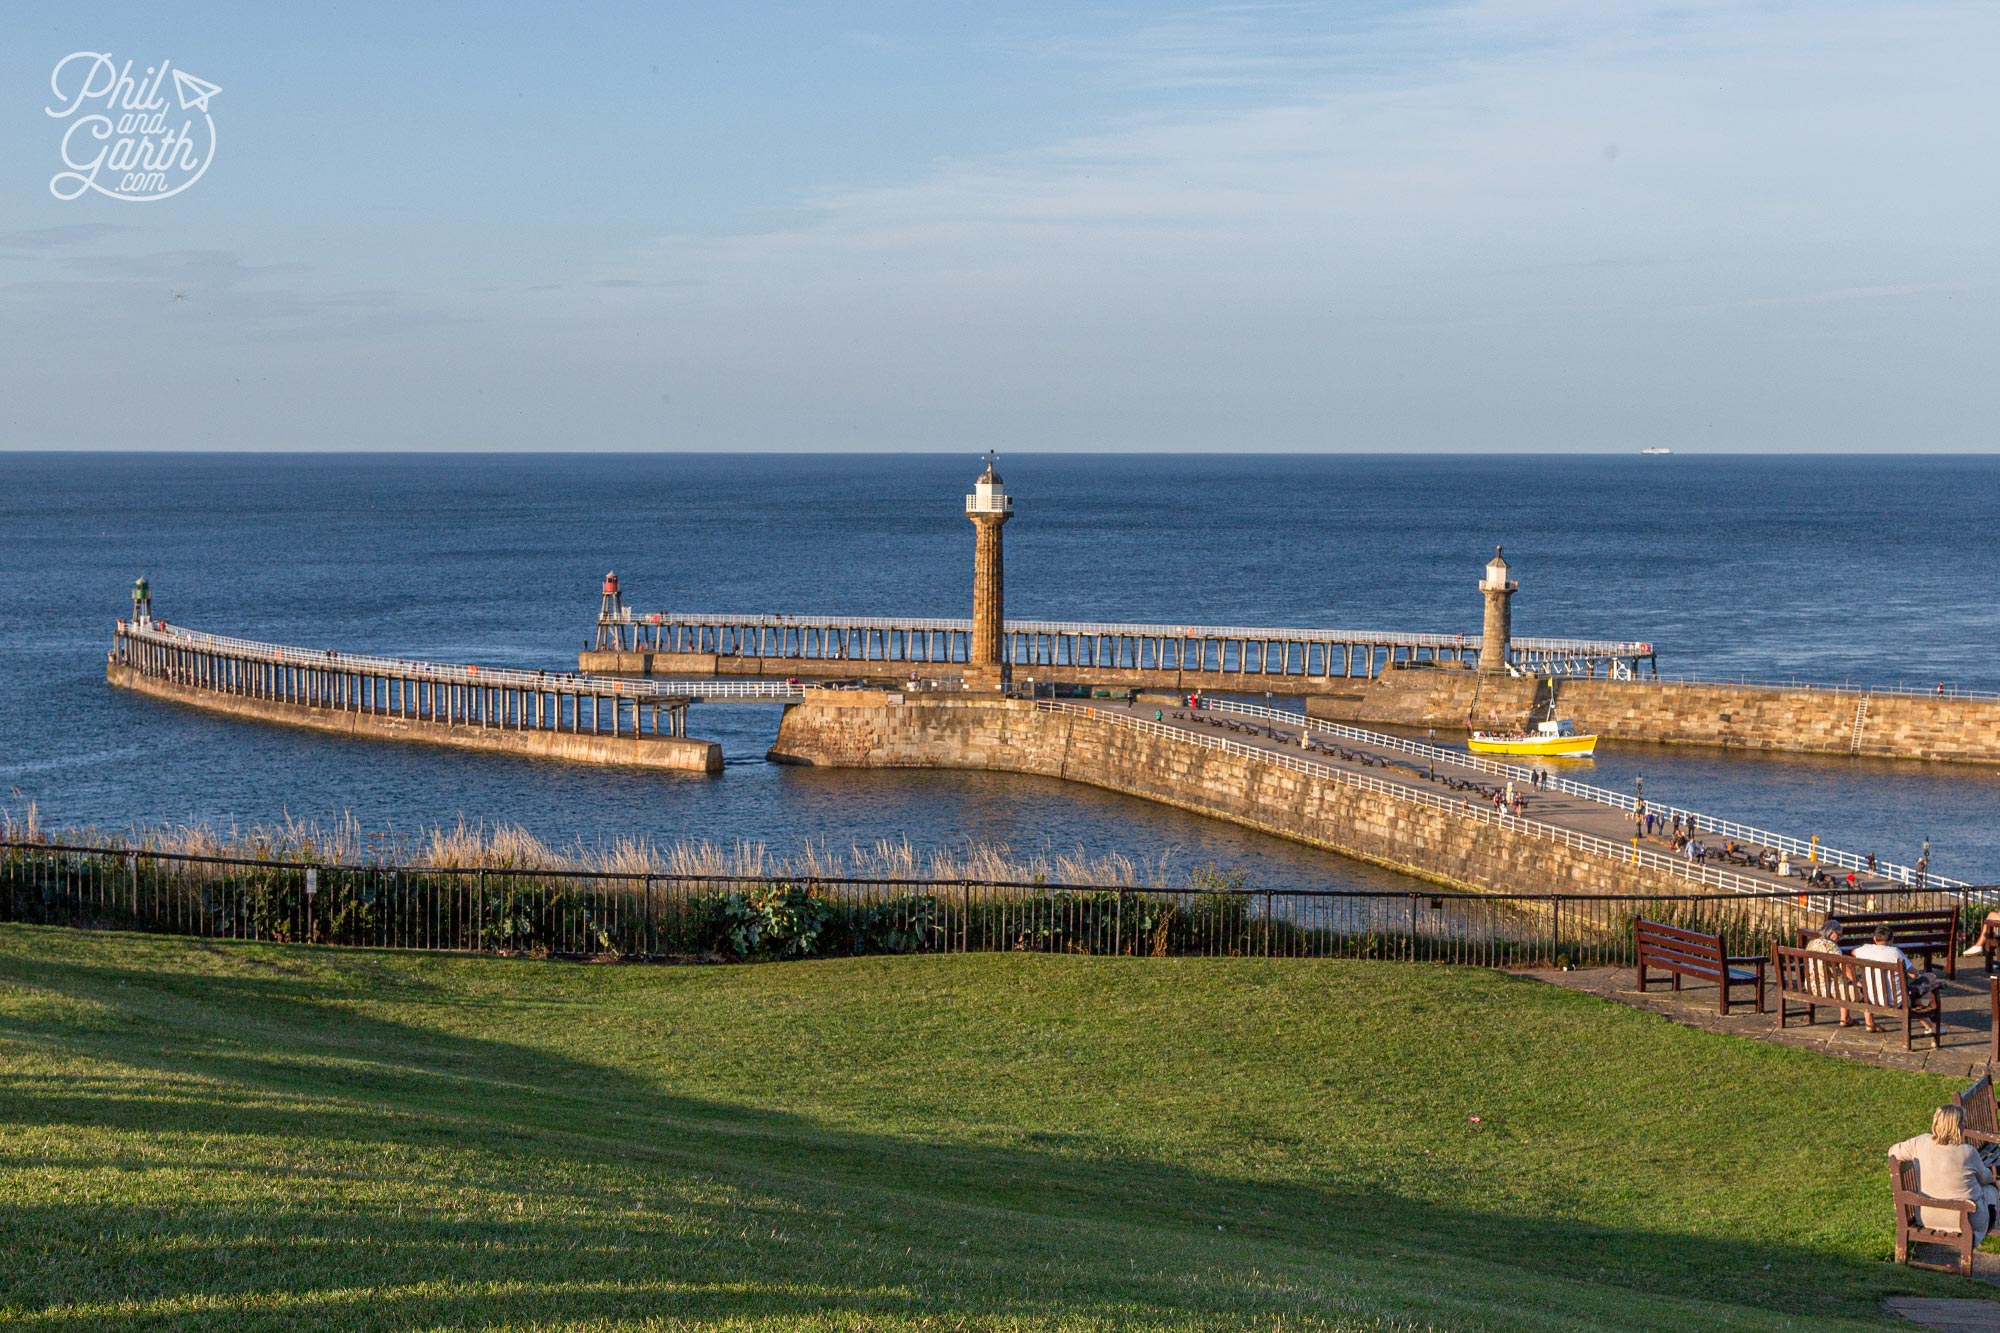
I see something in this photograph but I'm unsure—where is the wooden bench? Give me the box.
[1796,910,1959,978]
[1957,1071,2000,1154]
[1890,1155,1979,1275]
[1773,945,1943,1051]
[1634,920,1766,1015]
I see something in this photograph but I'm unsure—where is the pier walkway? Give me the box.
[1090,696,1970,900]
[590,609,1658,689]
[105,621,760,772]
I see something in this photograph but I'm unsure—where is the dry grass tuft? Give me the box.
[1,809,1185,888]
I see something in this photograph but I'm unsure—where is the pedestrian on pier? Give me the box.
[1644,810,1656,837]
[1916,855,1930,890]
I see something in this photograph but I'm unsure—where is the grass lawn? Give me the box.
[0,926,1991,1331]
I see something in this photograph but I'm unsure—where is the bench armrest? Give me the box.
[1965,1129,2000,1146]
[1726,955,1768,971]
[1906,1193,1978,1213]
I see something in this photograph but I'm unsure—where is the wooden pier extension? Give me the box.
[109,621,722,773]
[585,610,1658,693]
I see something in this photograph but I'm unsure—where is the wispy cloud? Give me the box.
[0,223,131,250]
[599,0,1999,449]
[1722,283,1980,311]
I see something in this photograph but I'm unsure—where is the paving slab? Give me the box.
[1526,964,1994,1075]
[1887,1295,2000,1329]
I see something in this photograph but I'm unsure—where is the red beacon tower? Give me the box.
[594,572,630,651]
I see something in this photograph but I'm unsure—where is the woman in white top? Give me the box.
[1854,924,1942,1034]
[1890,1104,1998,1239]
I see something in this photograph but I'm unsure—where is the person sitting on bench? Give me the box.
[1890,1105,1999,1242]
[1856,923,1943,1035]
[1806,918,1859,1028]
[1964,912,2000,976]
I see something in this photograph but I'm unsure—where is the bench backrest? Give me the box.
[1894,1156,1923,1226]
[1635,919,1724,969]
[1774,945,1910,1008]
[1960,1073,1998,1141]
[1825,911,1956,953]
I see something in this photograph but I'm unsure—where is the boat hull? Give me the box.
[1466,734,1598,757]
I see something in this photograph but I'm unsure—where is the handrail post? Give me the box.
[645,873,656,958]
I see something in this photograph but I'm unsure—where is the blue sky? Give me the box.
[2,1,1994,451]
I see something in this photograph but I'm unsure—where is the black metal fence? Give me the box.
[0,839,1982,969]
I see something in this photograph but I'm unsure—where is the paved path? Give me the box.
[1887,1297,2000,1329]
[1094,699,1926,900]
[1532,964,1993,1076]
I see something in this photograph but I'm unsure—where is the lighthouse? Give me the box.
[965,452,1013,690]
[1478,546,1516,676]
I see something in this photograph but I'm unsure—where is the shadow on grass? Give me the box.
[0,941,1980,1331]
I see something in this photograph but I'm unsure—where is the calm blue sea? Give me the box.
[3,453,1997,889]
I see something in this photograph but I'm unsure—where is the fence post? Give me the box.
[645,874,656,958]
[1551,895,1564,969]
[1264,890,1274,957]
[476,868,487,953]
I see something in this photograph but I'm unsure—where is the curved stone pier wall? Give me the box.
[109,662,723,773]
[770,691,1720,897]
[1313,669,2000,765]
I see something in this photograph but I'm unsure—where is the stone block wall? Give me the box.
[770,692,1732,897]
[1309,669,2000,764]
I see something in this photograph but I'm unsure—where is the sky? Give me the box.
[1,0,1994,453]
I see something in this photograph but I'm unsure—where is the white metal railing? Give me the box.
[1643,673,2000,701]
[1037,700,1777,896]
[1192,697,1970,891]
[117,623,804,703]
[604,610,1653,657]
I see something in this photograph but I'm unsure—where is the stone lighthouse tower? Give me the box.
[965,452,1013,690]
[1478,546,1517,676]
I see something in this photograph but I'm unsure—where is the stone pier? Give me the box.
[108,621,723,773]
[768,691,1784,897]
[1311,668,2000,765]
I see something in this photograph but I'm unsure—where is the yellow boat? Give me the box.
[1467,718,1597,757]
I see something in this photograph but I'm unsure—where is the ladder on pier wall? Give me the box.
[1850,697,1869,753]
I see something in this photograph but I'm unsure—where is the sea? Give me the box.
[3,452,1997,891]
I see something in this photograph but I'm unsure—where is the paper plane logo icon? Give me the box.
[171,68,221,112]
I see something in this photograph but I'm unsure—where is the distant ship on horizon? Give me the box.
[1640,447,1673,455]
